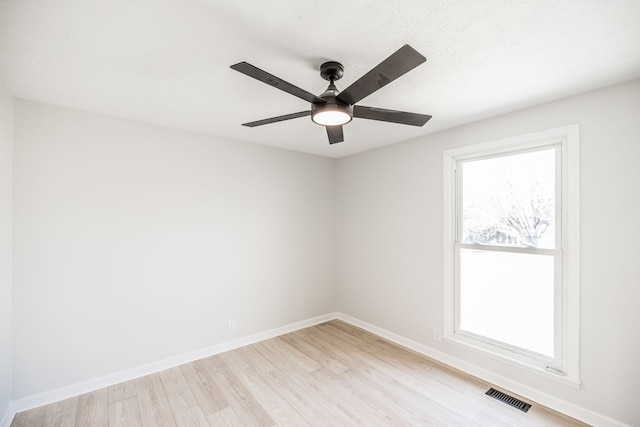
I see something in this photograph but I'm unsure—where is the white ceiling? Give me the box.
[1,1,639,158]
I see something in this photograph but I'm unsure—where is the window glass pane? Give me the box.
[459,249,554,358]
[461,148,556,248]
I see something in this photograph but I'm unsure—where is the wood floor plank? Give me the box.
[12,319,588,427]
[334,346,474,426]
[234,344,278,375]
[354,342,510,424]
[234,367,310,426]
[279,333,348,374]
[200,355,274,426]
[253,339,366,426]
[252,339,310,380]
[108,396,142,427]
[267,336,322,373]
[325,320,379,342]
[45,396,80,415]
[40,406,77,427]
[317,322,369,347]
[343,366,449,426]
[205,407,244,426]
[180,360,228,415]
[10,405,47,427]
[298,329,359,366]
[217,349,250,373]
[108,380,136,403]
[301,332,450,425]
[308,325,360,353]
[134,373,176,426]
[310,366,408,426]
[259,366,355,426]
[75,388,109,426]
[472,410,519,427]
[350,348,482,423]
[158,366,209,426]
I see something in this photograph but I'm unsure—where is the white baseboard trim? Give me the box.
[0,402,15,427]
[8,312,629,427]
[12,312,338,413]
[336,313,629,427]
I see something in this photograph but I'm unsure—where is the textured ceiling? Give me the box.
[1,0,639,158]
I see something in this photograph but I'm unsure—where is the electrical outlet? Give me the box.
[227,320,236,332]
[434,328,442,341]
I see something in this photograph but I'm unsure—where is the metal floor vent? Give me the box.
[485,388,532,413]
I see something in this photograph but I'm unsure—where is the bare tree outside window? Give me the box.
[461,149,556,249]
[496,180,554,247]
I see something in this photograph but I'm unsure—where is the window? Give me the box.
[443,125,580,386]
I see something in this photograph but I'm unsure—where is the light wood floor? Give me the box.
[11,320,587,426]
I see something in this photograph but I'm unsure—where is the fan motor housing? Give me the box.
[311,99,353,116]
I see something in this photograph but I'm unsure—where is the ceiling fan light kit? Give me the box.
[231,44,432,145]
[311,107,352,126]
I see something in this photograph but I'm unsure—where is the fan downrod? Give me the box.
[320,61,344,82]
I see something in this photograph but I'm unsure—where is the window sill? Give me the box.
[442,334,581,389]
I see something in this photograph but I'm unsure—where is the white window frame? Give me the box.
[443,124,580,387]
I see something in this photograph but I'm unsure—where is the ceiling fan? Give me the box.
[230,44,432,144]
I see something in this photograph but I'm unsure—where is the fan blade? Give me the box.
[326,125,344,144]
[231,62,326,104]
[353,105,431,126]
[242,111,311,127]
[337,45,426,105]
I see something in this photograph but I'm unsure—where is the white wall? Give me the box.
[11,100,336,399]
[336,79,640,426]
[0,83,13,422]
